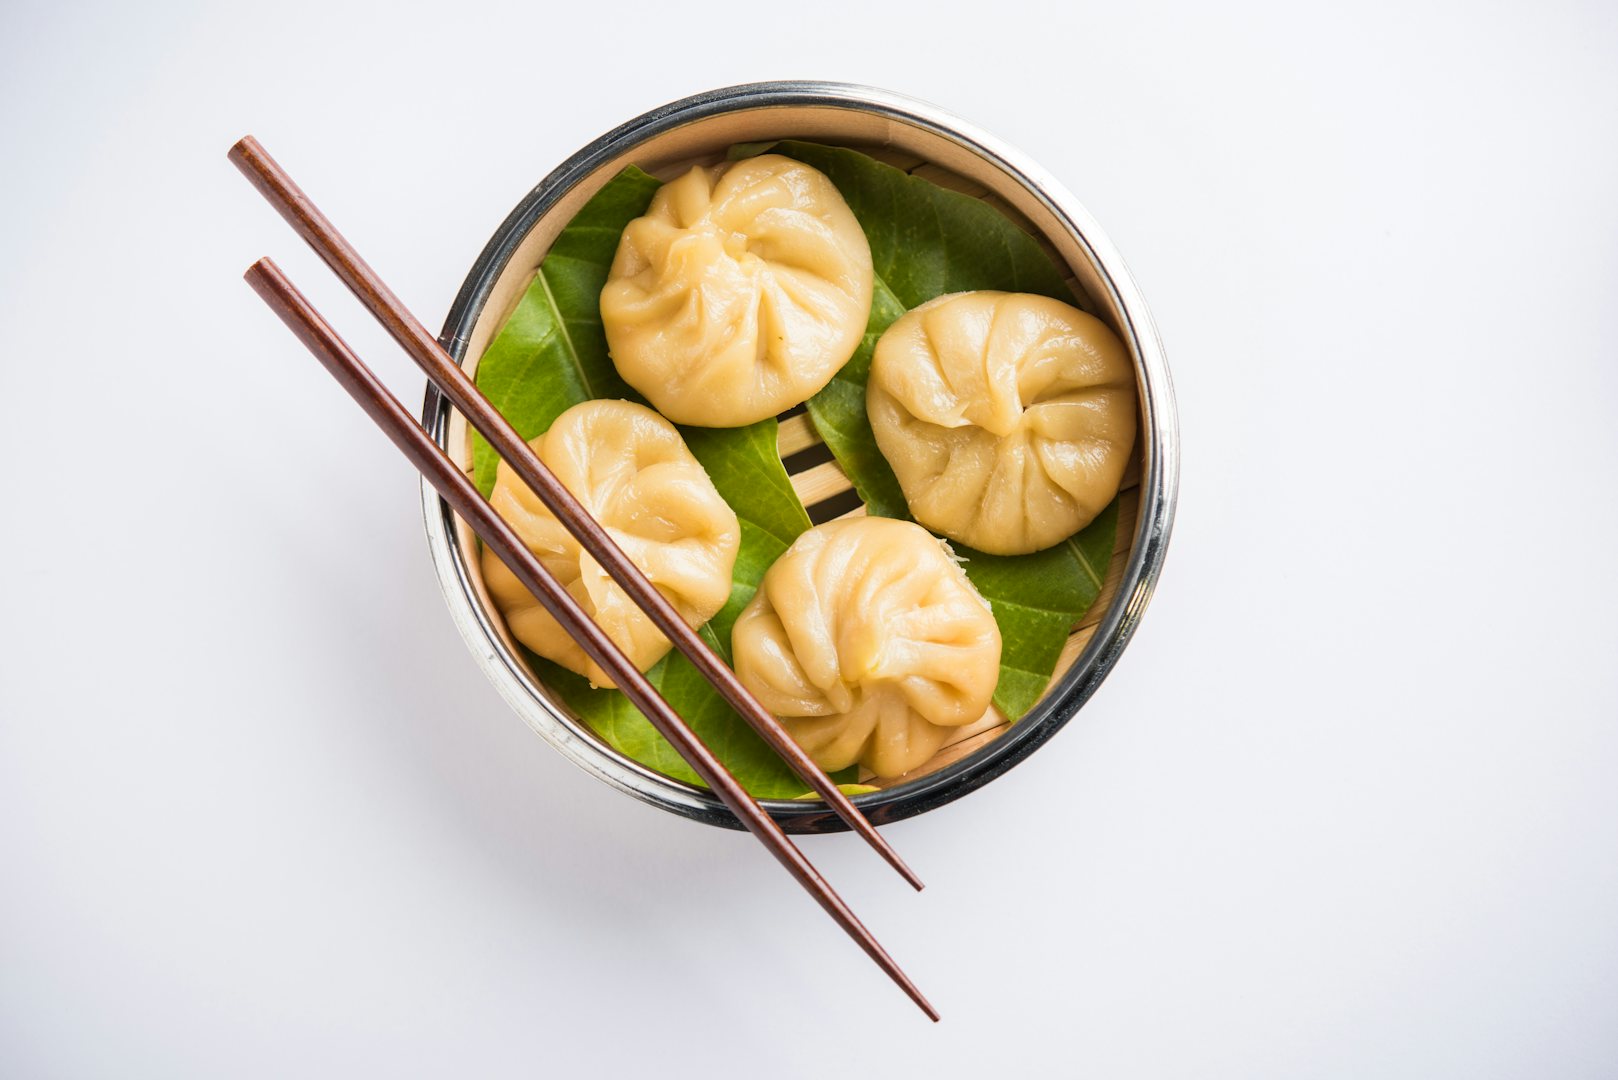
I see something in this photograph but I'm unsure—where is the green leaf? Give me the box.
[962,501,1119,718]
[681,422,811,661]
[805,277,910,518]
[473,166,821,797]
[780,141,1121,721]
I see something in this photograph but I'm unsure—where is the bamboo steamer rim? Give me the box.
[422,81,1179,832]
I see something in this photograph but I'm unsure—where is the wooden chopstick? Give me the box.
[227,136,922,892]
[243,257,937,1022]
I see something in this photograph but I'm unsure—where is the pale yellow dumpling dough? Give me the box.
[482,400,739,688]
[600,154,874,427]
[732,518,1002,779]
[867,291,1138,556]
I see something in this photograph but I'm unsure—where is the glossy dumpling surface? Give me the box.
[732,517,1001,778]
[867,291,1137,555]
[600,154,873,427]
[481,400,739,687]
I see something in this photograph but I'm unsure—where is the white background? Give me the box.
[3,1,1615,1076]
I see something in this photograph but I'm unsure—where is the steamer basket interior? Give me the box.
[423,84,1176,831]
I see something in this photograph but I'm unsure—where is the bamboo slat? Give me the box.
[787,458,852,506]
[776,414,820,457]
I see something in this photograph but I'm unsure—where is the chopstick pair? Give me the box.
[231,137,936,1020]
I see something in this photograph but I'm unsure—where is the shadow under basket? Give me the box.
[421,82,1179,833]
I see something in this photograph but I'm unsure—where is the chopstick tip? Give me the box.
[863,829,924,890]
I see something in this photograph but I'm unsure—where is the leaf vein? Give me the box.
[536,266,595,399]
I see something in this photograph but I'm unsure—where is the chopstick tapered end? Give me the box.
[841,808,924,890]
[898,859,925,893]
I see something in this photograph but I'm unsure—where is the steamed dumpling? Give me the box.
[600,154,874,427]
[481,400,739,687]
[732,518,1001,779]
[867,291,1137,556]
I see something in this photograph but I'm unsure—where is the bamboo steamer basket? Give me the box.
[422,82,1179,831]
